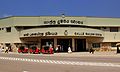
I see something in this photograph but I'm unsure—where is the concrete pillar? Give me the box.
[88,42,92,50]
[54,38,57,48]
[86,39,89,50]
[3,43,6,48]
[72,38,75,51]
[38,39,41,49]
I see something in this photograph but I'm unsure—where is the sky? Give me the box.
[0,0,120,18]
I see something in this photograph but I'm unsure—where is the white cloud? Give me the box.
[3,14,12,17]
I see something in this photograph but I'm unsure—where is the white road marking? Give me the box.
[0,57,120,67]
[22,71,28,72]
[59,61,65,64]
[49,60,54,63]
[36,60,40,62]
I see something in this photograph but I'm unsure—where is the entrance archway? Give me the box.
[57,39,72,52]
[41,39,54,48]
[75,39,86,52]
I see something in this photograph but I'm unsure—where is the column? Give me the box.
[54,38,57,48]
[38,39,41,49]
[72,38,75,51]
[86,39,89,50]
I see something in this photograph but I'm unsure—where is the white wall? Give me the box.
[101,27,110,32]
[86,17,120,27]
[20,27,104,38]
[0,26,21,43]
[103,32,120,42]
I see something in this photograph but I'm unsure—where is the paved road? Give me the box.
[0,52,120,72]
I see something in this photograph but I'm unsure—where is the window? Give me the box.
[111,43,117,47]
[6,27,11,32]
[94,27,101,30]
[92,43,100,48]
[2,28,4,30]
[110,27,118,32]
[103,27,107,29]
[0,28,4,30]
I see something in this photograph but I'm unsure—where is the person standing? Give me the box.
[89,47,95,54]
[49,46,54,54]
[5,46,9,53]
[68,46,72,54]
[55,46,59,53]
[117,46,120,53]
[0,46,2,52]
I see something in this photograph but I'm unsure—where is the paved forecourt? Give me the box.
[0,56,120,68]
[0,51,120,68]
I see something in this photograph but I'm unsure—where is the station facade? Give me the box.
[0,15,120,52]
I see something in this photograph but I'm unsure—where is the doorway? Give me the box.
[41,39,54,48]
[57,39,72,52]
[75,39,86,52]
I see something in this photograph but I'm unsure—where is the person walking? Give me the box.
[68,46,72,54]
[89,47,95,54]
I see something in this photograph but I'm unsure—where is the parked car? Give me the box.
[41,46,54,54]
[18,46,28,53]
[29,46,40,54]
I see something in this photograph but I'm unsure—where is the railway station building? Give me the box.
[0,15,120,52]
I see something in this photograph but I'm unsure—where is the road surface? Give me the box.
[0,52,120,72]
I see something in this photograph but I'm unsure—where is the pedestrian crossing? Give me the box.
[0,57,120,67]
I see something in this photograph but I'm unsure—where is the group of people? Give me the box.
[0,45,95,54]
[4,46,9,53]
[0,46,10,53]
[55,45,72,53]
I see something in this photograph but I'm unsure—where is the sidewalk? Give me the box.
[51,51,120,57]
[2,51,120,57]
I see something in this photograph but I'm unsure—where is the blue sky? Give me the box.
[0,0,120,18]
